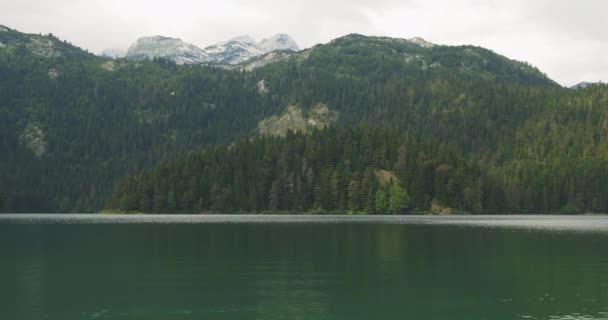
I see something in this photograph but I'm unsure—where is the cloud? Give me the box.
[0,0,606,85]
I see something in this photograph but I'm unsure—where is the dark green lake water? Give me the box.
[1,215,607,320]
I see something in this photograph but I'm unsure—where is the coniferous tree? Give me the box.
[347,176,362,212]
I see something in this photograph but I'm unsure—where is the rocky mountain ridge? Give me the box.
[123,33,300,65]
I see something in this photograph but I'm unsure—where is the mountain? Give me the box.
[2,25,608,214]
[570,81,599,89]
[123,33,300,65]
[0,24,95,60]
[259,34,300,52]
[255,33,555,86]
[204,36,264,65]
[126,36,209,64]
[205,34,299,64]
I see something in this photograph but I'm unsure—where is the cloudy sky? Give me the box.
[1,0,606,85]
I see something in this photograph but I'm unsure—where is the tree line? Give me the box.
[106,127,490,214]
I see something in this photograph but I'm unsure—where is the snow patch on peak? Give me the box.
[205,33,299,64]
[259,34,299,52]
[126,36,208,64]
[230,35,256,45]
[129,36,180,48]
[124,33,300,65]
[570,81,597,89]
[408,37,435,48]
[0,25,9,32]
[205,37,263,65]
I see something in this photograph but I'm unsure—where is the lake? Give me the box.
[1,214,607,320]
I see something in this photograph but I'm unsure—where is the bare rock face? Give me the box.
[240,51,295,71]
[408,36,435,48]
[307,104,338,128]
[27,38,60,58]
[258,104,338,137]
[20,123,47,158]
[257,80,269,95]
[48,68,59,79]
[100,61,116,72]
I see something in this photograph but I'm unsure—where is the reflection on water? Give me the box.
[0,215,607,320]
[17,225,44,320]
[547,310,608,320]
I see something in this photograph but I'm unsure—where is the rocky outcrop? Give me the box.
[258,104,338,137]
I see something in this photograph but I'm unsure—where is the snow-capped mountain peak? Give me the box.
[204,33,299,65]
[229,35,257,45]
[259,34,300,52]
[126,36,209,64]
[120,33,299,65]
[204,36,263,65]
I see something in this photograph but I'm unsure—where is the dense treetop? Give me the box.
[106,127,486,214]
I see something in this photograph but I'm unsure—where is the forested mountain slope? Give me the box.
[1,25,607,213]
[0,26,274,211]
[106,127,489,214]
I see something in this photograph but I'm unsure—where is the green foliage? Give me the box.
[375,188,388,214]
[106,127,485,214]
[559,202,580,215]
[388,183,410,215]
[0,181,5,210]
[119,193,139,212]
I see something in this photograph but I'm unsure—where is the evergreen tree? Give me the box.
[167,191,177,213]
[269,180,281,211]
[347,177,361,212]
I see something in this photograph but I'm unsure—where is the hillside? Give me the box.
[1,25,608,213]
[243,33,556,86]
[0,26,274,211]
[105,127,485,214]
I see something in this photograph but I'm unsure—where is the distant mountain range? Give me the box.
[570,81,602,89]
[112,33,300,65]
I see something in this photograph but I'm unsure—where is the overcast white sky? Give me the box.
[1,0,606,86]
